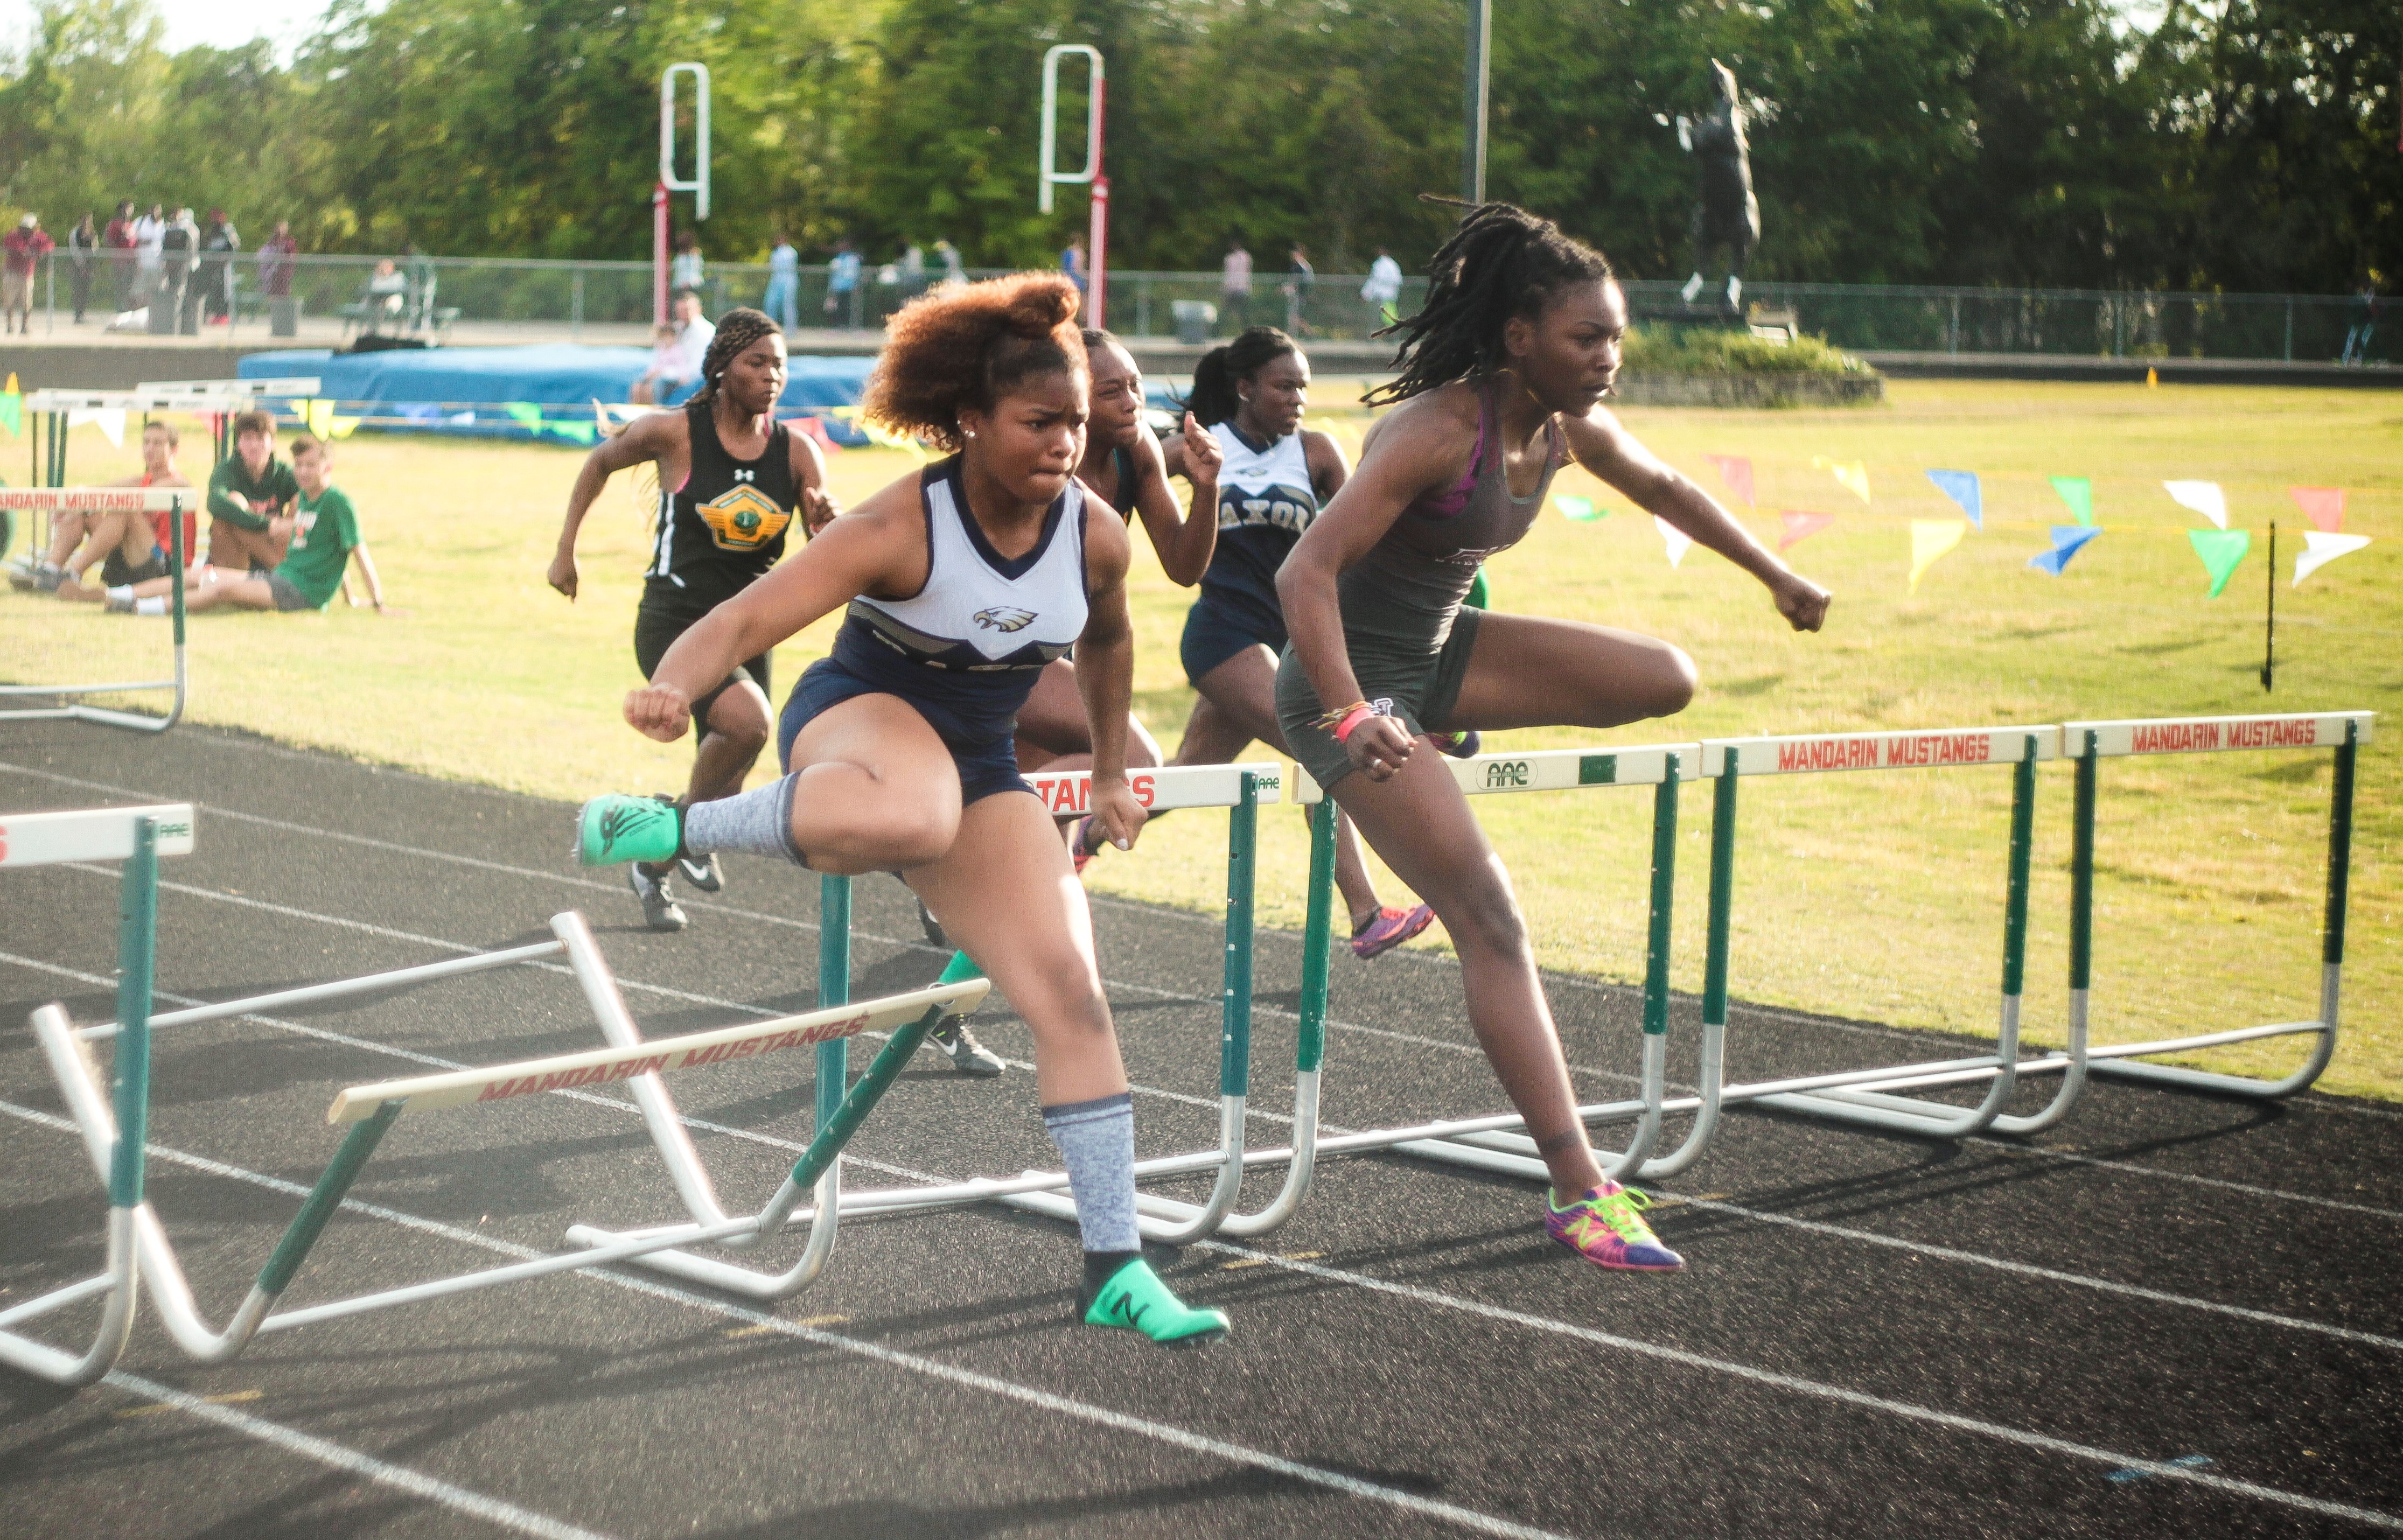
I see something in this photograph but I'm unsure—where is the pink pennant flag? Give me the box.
[2288,486,2343,533]
[1778,510,1834,550]
[1705,454,1755,508]
[783,415,843,453]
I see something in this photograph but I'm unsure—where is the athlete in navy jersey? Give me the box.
[573,275,1232,1348]
[550,308,835,932]
[1146,326,1437,957]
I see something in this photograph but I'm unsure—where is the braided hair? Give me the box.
[684,306,783,411]
[1175,326,1297,428]
[1365,200,1614,407]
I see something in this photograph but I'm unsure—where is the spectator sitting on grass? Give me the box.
[630,289,713,405]
[103,434,385,617]
[25,422,196,598]
[205,409,302,573]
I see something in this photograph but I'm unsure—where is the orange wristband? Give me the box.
[1332,705,1375,743]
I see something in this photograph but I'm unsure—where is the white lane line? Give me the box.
[6,925,2399,1347]
[97,1370,616,1540]
[6,1101,2391,1538]
[9,764,2402,1222]
[0,1103,1573,1540]
[1181,1235,2403,1534]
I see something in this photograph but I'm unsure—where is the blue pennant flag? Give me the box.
[2027,525,2100,576]
[1926,469,1982,528]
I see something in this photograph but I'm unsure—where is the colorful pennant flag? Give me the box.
[2164,480,2228,529]
[503,402,545,432]
[2187,528,2250,597]
[1553,493,1603,522]
[1777,510,1834,550]
[0,388,20,438]
[1814,457,1871,506]
[1705,453,1755,507]
[2287,487,2344,533]
[1909,520,1965,593]
[2293,531,2370,587]
[1925,469,1982,528]
[784,415,844,455]
[1655,515,1694,568]
[2028,526,2100,576]
[67,407,125,448]
[2049,475,2093,527]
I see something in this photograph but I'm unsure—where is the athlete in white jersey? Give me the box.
[574,275,1231,1349]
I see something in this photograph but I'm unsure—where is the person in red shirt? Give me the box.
[102,200,138,313]
[3,214,55,333]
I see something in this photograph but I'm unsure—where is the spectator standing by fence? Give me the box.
[1281,242,1314,336]
[258,221,296,300]
[1220,239,1252,331]
[762,230,798,332]
[934,237,963,284]
[134,204,164,304]
[1061,237,1087,304]
[3,215,54,334]
[823,237,860,329]
[158,208,198,333]
[68,213,98,324]
[103,201,137,312]
[670,229,703,296]
[199,209,239,325]
[2342,281,2380,366]
[1360,246,1402,334]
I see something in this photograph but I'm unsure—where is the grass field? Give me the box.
[3,379,2394,1096]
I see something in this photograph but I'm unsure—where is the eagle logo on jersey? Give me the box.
[697,484,792,552]
[972,606,1039,634]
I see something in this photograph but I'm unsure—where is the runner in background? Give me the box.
[1277,200,1831,1273]
[550,307,836,933]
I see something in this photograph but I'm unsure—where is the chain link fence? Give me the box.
[28,250,2389,364]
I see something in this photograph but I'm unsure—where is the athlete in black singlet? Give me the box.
[549,308,836,931]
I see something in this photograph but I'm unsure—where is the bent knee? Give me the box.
[1650,645,1699,717]
[1442,871,1532,962]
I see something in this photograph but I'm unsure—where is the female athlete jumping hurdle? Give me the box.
[1276,201,1832,1271]
[574,274,1229,1347]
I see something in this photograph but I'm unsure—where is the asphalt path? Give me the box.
[2,720,2398,1539]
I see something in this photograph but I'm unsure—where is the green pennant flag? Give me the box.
[503,402,545,432]
[549,421,599,445]
[2187,528,2250,597]
[0,391,20,438]
[2049,475,2092,527]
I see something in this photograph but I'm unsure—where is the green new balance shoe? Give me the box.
[577,794,684,867]
[1081,1258,1229,1348]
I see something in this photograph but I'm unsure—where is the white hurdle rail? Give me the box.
[0,485,196,734]
[134,377,324,398]
[2064,712,2370,1099]
[564,762,1295,1276]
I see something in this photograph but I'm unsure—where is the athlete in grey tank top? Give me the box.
[1275,203,1831,1278]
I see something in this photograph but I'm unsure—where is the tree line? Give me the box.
[0,0,2392,294]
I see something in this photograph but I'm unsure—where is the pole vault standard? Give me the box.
[1039,45,1107,327]
[656,62,710,329]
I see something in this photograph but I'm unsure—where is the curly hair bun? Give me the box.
[862,272,1089,453]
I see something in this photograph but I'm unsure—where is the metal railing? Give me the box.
[25,249,2389,363]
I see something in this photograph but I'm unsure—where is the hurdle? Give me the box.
[565,763,1291,1278]
[2064,712,2370,1099]
[0,486,193,733]
[1,804,989,1384]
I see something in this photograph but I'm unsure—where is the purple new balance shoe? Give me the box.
[1546,1182,1685,1271]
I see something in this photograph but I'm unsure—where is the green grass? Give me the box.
[4,379,2395,1096]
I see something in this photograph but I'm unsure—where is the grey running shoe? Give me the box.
[676,851,724,893]
[925,1016,1004,1076]
[32,565,62,593]
[917,897,951,951]
[628,863,687,932]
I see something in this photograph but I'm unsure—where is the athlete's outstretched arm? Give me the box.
[549,412,681,600]
[1128,413,1219,586]
[1563,409,1830,632]
[1073,505,1148,850]
[1276,394,1473,781]
[625,484,919,744]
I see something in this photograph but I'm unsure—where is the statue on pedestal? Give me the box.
[1677,59,1759,314]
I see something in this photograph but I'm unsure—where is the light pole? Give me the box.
[1462,0,1491,204]
[657,62,710,328]
[1040,45,1108,326]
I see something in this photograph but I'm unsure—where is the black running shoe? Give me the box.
[627,863,687,932]
[676,851,724,893]
[925,1016,1004,1076]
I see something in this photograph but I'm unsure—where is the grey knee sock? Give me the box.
[1042,1092,1140,1254]
[680,775,806,865]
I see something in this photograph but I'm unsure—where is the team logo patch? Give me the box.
[697,484,792,552]
[972,606,1039,634]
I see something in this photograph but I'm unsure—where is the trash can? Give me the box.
[270,295,302,338]
[1172,300,1217,346]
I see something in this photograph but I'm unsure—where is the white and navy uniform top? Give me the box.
[827,455,1088,747]
[644,404,797,614]
[1194,421,1317,646]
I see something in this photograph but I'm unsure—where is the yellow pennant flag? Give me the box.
[1813,456,1871,506]
[1909,519,1966,593]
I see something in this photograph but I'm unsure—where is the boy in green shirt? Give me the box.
[205,407,302,573]
[109,434,387,615]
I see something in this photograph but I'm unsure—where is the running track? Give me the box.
[3,720,2398,1539]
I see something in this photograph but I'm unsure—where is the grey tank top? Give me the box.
[1337,380,1564,654]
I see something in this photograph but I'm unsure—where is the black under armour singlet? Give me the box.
[644,403,798,612]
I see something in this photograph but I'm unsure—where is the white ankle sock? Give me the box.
[134,597,166,617]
